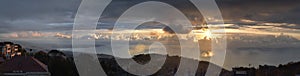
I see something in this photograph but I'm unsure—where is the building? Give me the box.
[3,42,13,59]
[0,42,49,75]
[0,42,25,60]
[12,44,23,56]
[0,56,50,76]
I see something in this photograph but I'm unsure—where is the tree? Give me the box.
[34,51,48,65]
[47,50,77,76]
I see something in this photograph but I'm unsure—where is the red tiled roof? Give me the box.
[0,57,5,62]
[0,56,47,73]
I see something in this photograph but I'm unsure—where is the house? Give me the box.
[3,42,13,59]
[0,42,26,60]
[12,44,22,56]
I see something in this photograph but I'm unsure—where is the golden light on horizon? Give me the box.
[191,28,216,41]
[203,29,213,40]
[201,51,214,58]
[129,44,147,56]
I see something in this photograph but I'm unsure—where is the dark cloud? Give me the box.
[98,0,203,28]
[0,0,80,20]
[0,0,81,33]
[100,0,300,30]
[217,0,300,24]
[1,0,300,34]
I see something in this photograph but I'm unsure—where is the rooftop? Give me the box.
[0,56,48,73]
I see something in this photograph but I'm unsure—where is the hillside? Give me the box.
[98,54,231,76]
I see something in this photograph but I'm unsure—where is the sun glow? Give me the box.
[203,29,213,39]
[201,51,214,58]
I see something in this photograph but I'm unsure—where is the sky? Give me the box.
[0,0,300,70]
